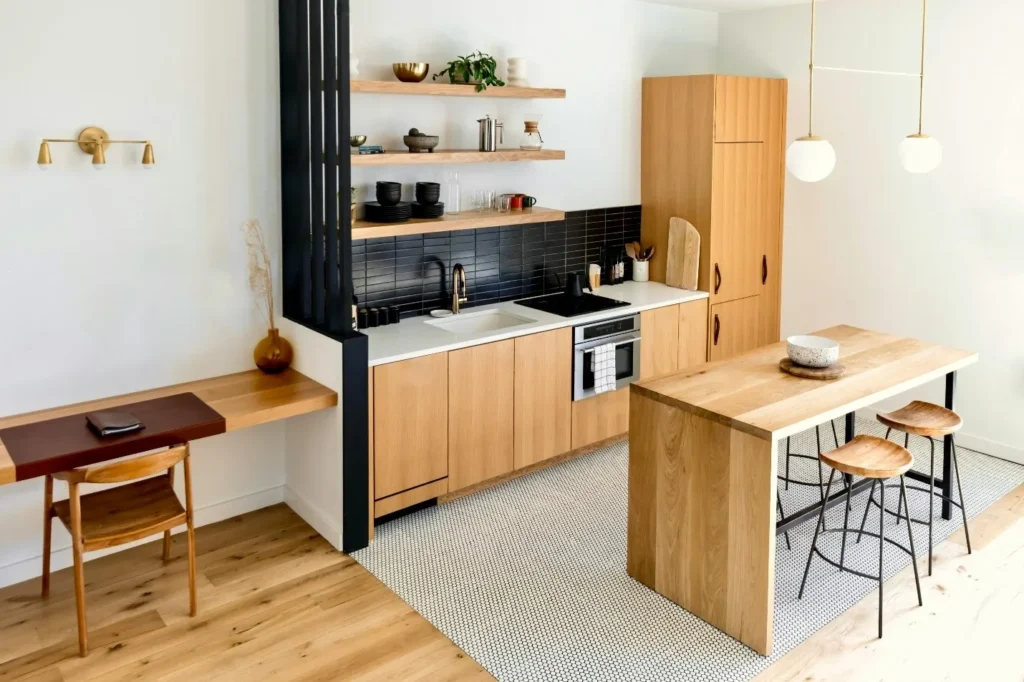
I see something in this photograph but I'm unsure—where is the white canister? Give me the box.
[632,259,649,282]
[507,57,528,87]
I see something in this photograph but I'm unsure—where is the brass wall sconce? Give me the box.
[37,126,154,170]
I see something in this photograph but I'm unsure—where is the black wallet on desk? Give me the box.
[85,410,144,438]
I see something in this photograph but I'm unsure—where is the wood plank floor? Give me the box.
[2,485,1021,681]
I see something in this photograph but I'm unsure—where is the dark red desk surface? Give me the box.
[0,393,225,481]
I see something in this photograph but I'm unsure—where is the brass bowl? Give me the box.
[393,62,429,83]
[350,135,367,147]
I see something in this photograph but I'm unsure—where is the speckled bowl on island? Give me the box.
[786,335,840,368]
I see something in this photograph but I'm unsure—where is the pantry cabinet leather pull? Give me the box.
[714,264,722,294]
[762,255,768,285]
[713,314,720,345]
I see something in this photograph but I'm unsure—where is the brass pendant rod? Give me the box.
[917,0,928,134]
[807,0,816,137]
[813,66,922,78]
[43,138,150,145]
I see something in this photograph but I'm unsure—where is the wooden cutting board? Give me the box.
[779,358,847,381]
[665,217,700,290]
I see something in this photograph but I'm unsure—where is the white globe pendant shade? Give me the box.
[899,134,942,174]
[786,136,836,183]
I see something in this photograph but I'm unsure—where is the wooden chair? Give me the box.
[41,443,196,656]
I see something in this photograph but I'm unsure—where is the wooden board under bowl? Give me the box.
[779,358,847,381]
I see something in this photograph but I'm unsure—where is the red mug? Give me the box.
[509,195,523,210]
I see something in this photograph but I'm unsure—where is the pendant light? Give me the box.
[786,0,836,183]
[900,0,942,173]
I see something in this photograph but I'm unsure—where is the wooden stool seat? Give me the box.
[819,435,913,479]
[52,477,186,552]
[876,400,962,437]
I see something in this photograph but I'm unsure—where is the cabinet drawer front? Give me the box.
[711,143,764,304]
[373,353,449,499]
[709,296,761,362]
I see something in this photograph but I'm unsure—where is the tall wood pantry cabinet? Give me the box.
[641,75,787,360]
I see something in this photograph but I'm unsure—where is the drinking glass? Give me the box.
[446,172,460,215]
[498,195,512,213]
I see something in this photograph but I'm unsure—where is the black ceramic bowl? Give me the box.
[376,185,402,206]
[415,183,440,205]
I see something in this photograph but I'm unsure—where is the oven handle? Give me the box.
[575,333,641,353]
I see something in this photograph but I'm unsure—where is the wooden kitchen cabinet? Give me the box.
[678,298,709,369]
[514,328,572,469]
[709,296,761,361]
[640,305,680,380]
[571,387,630,450]
[373,353,449,500]
[711,143,764,305]
[448,340,515,491]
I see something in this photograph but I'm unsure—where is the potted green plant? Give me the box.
[433,51,505,92]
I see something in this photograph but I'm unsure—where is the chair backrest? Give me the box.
[54,444,189,484]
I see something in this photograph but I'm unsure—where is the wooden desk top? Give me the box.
[0,369,337,485]
[632,325,977,441]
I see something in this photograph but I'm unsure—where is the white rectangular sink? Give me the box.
[424,309,535,335]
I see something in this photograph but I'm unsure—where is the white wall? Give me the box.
[718,0,1024,462]
[0,0,293,587]
[350,0,718,210]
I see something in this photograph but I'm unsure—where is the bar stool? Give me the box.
[42,443,197,656]
[798,435,922,639]
[855,401,971,576]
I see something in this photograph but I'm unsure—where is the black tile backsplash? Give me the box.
[352,205,641,318]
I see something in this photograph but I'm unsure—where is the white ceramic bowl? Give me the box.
[786,335,840,368]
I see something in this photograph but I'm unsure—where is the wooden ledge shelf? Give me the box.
[353,207,565,240]
[350,149,565,167]
[351,80,566,99]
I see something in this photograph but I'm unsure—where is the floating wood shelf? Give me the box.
[352,207,564,240]
[351,80,566,99]
[351,149,565,167]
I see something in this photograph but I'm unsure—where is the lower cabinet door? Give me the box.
[678,298,709,370]
[571,387,630,450]
[373,353,449,500]
[448,340,515,491]
[514,328,572,469]
[639,305,680,380]
[709,295,761,361]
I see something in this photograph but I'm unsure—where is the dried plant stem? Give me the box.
[241,219,275,330]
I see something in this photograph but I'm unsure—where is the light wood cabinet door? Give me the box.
[709,296,761,361]
[571,387,630,450]
[640,306,680,380]
[448,340,515,491]
[758,79,787,346]
[678,298,709,369]
[514,328,572,470]
[373,353,448,500]
[714,75,768,143]
[711,143,764,305]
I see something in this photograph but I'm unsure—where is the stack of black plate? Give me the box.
[364,201,412,223]
[412,201,445,219]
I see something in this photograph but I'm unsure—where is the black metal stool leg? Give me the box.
[799,469,836,600]
[900,475,923,607]
[815,426,829,530]
[830,419,840,449]
[878,479,886,639]
[929,436,936,576]
[785,437,791,491]
[856,479,877,543]
[777,495,791,550]
[839,475,853,571]
[896,432,909,526]
[951,436,972,555]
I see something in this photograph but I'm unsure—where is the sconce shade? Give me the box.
[142,142,155,167]
[37,141,52,167]
[899,133,942,174]
[786,135,836,183]
[92,143,106,168]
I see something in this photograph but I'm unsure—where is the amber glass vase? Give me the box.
[254,328,293,373]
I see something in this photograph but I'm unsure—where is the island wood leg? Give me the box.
[627,390,778,655]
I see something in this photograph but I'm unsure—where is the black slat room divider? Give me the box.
[279,0,369,552]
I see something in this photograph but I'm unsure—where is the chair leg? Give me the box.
[815,427,828,530]
[68,483,88,657]
[830,418,840,449]
[856,479,877,544]
[163,531,172,562]
[951,437,972,555]
[785,437,791,491]
[799,469,836,600]
[777,495,791,551]
[878,478,885,639]
[900,476,923,607]
[184,452,198,617]
[839,476,853,571]
[929,437,936,576]
[896,433,909,526]
[41,476,53,598]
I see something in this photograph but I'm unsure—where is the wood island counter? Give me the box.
[626,325,977,655]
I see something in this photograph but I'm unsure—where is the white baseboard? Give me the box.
[284,485,343,551]
[0,485,285,590]
[856,408,1024,465]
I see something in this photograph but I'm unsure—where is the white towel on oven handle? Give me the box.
[590,343,617,394]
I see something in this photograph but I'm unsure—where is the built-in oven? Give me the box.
[572,314,641,401]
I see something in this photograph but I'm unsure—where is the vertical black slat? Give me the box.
[299,0,312,321]
[941,371,956,520]
[338,0,353,330]
[341,332,369,552]
[322,0,340,333]
[309,0,325,326]
[278,0,303,321]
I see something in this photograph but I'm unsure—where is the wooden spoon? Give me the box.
[625,242,637,260]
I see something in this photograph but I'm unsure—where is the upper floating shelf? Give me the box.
[350,80,566,99]
[350,149,565,167]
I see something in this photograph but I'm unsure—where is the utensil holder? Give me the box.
[632,259,649,282]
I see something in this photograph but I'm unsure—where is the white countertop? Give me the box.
[365,281,709,366]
